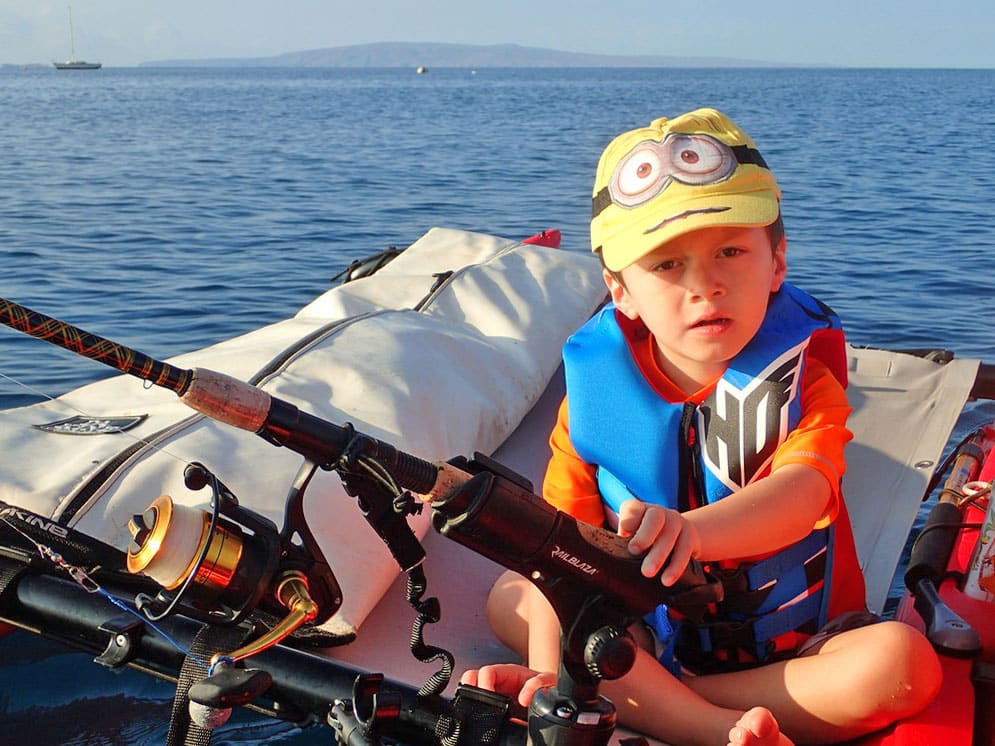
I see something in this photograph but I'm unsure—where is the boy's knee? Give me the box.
[892,622,941,683]
[867,621,942,716]
[484,572,511,626]
[874,621,938,667]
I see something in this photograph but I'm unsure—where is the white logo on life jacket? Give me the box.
[698,341,807,492]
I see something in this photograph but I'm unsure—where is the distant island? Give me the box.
[141,41,786,69]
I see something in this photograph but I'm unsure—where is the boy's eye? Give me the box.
[652,259,679,271]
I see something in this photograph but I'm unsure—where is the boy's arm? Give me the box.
[622,463,832,584]
[686,462,833,560]
[770,357,852,526]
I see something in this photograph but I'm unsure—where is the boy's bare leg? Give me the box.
[687,620,941,744]
[599,648,794,746]
[486,572,939,745]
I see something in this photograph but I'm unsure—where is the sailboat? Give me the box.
[53,5,101,70]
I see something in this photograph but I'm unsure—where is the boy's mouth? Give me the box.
[691,316,731,329]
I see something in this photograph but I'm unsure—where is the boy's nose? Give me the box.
[686,262,725,299]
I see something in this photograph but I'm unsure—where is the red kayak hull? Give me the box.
[853,443,995,745]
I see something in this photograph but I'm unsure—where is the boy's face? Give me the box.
[605,225,786,393]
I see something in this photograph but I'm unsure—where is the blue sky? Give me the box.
[3,0,993,68]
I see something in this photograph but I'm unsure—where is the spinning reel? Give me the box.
[125,460,342,662]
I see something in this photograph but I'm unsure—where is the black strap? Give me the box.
[675,597,823,675]
[165,623,253,746]
[677,402,699,513]
[0,556,27,604]
[730,144,769,170]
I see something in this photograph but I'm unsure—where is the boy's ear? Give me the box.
[603,268,639,320]
[771,241,788,292]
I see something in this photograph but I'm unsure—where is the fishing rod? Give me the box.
[0,297,433,489]
[904,425,995,657]
[0,296,722,745]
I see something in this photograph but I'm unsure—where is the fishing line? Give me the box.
[101,590,211,672]
[0,369,67,405]
[0,367,200,472]
[0,513,210,671]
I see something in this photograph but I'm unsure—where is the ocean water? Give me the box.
[1,66,995,744]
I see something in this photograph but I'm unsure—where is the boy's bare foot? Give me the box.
[727,707,794,746]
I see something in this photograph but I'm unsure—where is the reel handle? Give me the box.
[215,571,320,665]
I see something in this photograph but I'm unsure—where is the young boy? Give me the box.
[462,109,941,746]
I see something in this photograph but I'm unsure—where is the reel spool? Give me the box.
[126,492,274,623]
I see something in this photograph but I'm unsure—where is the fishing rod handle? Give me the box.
[180,367,272,432]
[0,296,191,393]
[179,368,441,493]
[906,429,991,590]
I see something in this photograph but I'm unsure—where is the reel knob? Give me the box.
[128,507,157,554]
[584,625,637,681]
[188,661,273,729]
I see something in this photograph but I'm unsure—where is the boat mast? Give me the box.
[67,5,76,60]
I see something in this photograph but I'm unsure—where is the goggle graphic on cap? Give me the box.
[592,133,769,218]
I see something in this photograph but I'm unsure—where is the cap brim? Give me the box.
[597,189,780,272]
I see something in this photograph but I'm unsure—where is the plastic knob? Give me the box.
[584,625,637,680]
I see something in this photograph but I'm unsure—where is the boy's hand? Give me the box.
[618,499,701,586]
[460,664,556,709]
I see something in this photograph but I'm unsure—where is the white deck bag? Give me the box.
[0,227,607,637]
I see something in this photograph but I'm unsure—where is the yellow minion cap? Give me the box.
[591,108,781,271]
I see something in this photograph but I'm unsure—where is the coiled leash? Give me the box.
[406,563,454,697]
[334,426,456,698]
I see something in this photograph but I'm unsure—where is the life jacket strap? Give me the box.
[675,589,824,669]
[714,529,829,616]
[740,529,828,590]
